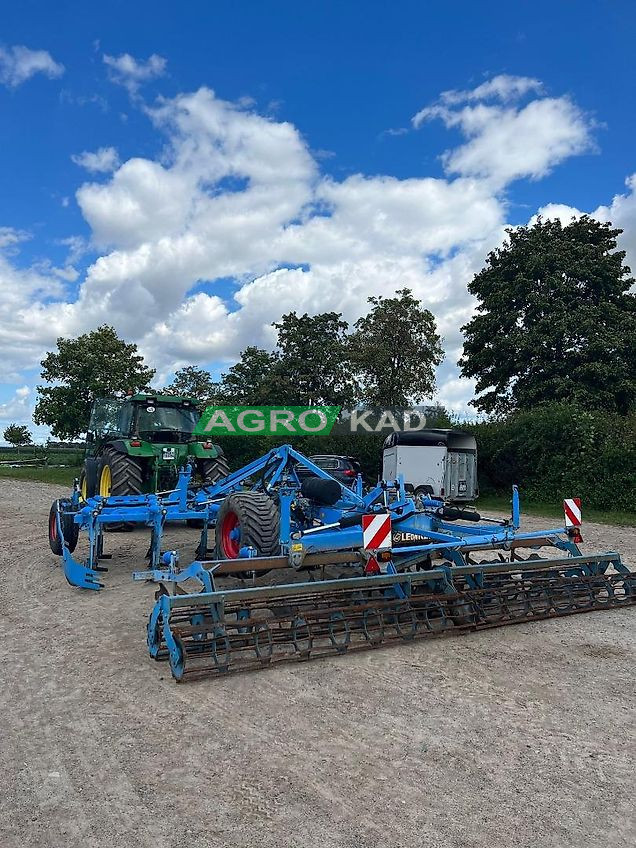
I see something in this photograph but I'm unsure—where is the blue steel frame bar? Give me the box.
[53,444,372,590]
[53,444,592,593]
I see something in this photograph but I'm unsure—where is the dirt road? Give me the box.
[1,479,634,848]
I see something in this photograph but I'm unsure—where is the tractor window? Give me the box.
[136,404,200,436]
[118,404,134,436]
[88,398,124,436]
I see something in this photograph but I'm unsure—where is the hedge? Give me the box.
[464,404,636,512]
[214,403,635,513]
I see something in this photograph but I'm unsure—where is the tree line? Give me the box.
[165,288,444,410]
[32,288,445,439]
[9,215,636,508]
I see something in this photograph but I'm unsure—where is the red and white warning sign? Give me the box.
[563,498,582,527]
[362,514,392,551]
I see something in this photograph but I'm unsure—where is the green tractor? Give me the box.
[80,393,228,500]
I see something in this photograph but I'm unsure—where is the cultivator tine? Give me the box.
[147,560,636,681]
[61,547,105,590]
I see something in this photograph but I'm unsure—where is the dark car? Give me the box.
[297,454,363,484]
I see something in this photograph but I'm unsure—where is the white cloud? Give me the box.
[436,74,543,107]
[57,235,90,265]
[103,52,167,94]
[0,386,52,444]
[592,174,636,274]
[0,227,29,251]
[0,45,64,88]
[445,99,593,185]
[0,76,621,415]
[0,385,31,422]
[0,257,69,381]
[535,174,636,278]
[530,202,584,224]
[71,146,120,173]
[413,76,594,187]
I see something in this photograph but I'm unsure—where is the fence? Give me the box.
[0,444,84,468]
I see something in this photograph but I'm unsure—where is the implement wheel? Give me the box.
[48,499,79,555]
[214,491,280,571]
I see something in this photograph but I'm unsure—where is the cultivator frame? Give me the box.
[48,443,635,680]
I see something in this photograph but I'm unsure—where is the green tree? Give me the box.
[219,346,282,403]
[164,366,220,407]
[348,288,444,405]
[3,423,32,447]
[272,311,357,405]
[459,217,636,415]
[34,325,155,439]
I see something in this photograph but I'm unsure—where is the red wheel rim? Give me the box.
[220,511,240,558]
[49,511,57,541]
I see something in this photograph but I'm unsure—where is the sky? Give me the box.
[1,0,635,440]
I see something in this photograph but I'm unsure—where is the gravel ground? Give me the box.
[1,479,635,848]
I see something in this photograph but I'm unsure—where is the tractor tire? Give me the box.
[79,457,98,501]
[48,499,79,555]
[98,448,144,531]
[186,455,231,528]
[201,453,230,486]
[98,448,143,497]
[214,492,280,572]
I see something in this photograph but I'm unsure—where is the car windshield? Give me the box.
[136,404,200,435]
[312,457,340,470]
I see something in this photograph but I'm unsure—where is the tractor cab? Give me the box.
[88,394,200,444]
[82,393,228,499]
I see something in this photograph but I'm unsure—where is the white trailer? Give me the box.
[382,429,478,503]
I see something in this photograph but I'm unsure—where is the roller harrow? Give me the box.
[47,444,635,681]
[148,554,635,681]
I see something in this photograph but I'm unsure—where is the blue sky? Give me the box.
[1,1,635,438]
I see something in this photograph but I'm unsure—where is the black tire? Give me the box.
[98,447,143,496]
[48,500,63,555]
[186,455,231,528]
[214,492,280,566]
[201,453,230,486]
[98,447,144,531]
[79,457,98,500]
[48,499,79,555]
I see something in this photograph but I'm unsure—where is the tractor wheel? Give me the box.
[98,448,144,531]
[48,499,79,555]
[214,492,280,572]
[186,454,231,528]
[79,458,98,501]
[201,453,230,486]
[79,471,88,502]
[98,448,143,497]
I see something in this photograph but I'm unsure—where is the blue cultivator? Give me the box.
[48,466,212,590]
[47,444,635,679]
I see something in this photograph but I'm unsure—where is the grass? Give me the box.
[0,465,81,486]
[478,494,636,527]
